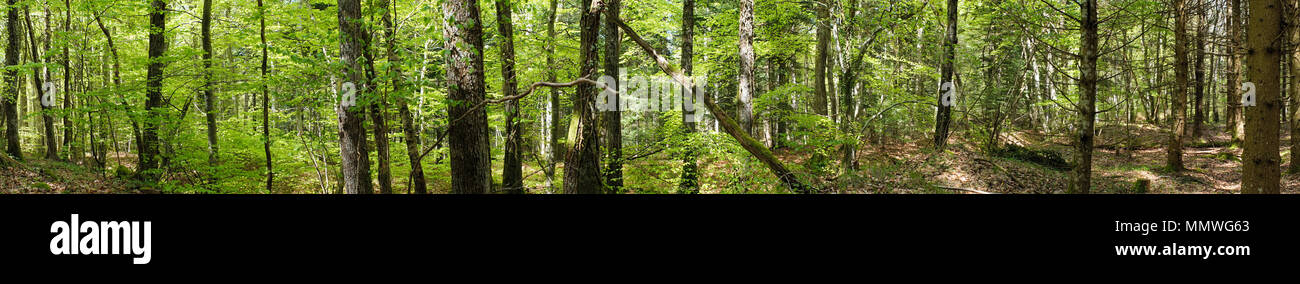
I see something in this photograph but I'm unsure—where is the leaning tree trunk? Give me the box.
[382,0,427,193]
[443,0,492,194]
[1241,0,1282,193]
[613,15,813,193]
[497,0,525,194]
[336,0,374,194]
[563,0,604,194]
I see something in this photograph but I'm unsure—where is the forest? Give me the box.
[0,0,1296,194]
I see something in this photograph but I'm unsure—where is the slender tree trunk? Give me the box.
[934,0,957,150]
[1241,0,1283,193]
[1167,0,1189,172]
[443,0,491,193]
[679,0,698,193]
[1227,0,1243,142]
[139,0,168,183]
[62,0,72,161]
[23,6,56,160]
[202,0,219,180]
[737,0,755,135]
[497,0,524,193]
[383,0,426,193]
[1071,0,1098,193]
[337,0,374,194]
[602,0,623,192]
[1289,0,1300,174]
[545,0,560,191]
[1192,1,1206,138]
[258,0,272,193]
[563,0,604,194]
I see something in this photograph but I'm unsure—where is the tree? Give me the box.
[22,5,56,161]
[497,0,524,194]
[384,0,427,193]
[337,0,374,194]
[812,0,830,116]
[563,0,604,194]
[258,0,272,193]
[738,0,755,135]
[545,0,561,191]
[1241,0,1283,193]
[1070,0,1098,193]
[1166,0,1189,172]
[933,0,957,150]
[3,0,22,160]
[602,0,623,192]
[1191,0,1206,138]
[202,0,218,175]
[1226,0,1243,143]
[1289,0,1300,174]
[679,0,698,193]
[444,0,491,194]
[139,0,168,183]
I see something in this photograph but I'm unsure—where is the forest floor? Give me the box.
[4,122,1297,194]
[840,123,1300,194]
[0,155,136,194]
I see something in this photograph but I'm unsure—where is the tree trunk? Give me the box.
[1241,0,1283,193]
[383,0,426,194]
[602,0,623,192]
[258,0,272,193]
[545,0,560,191]
[1289,0,1300,175]
[812,0,829,116]
[22,6,56,160]
[3,0,22,160]
[443,0,492,194]
[497,0,525,193]
[1192,1,1206,138]
[563,0,604,194]
[337,0,374,194]
[737,0,755,135]
[1227,0,1243,143]
[1167,0,1189,172]
[1071,0,1098,193]
[934,0,956,150]
[139,0,167,183]
[613,16,812,193]
[61,0,72,161]
[202,0,219,176]
[679,0,698,193]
